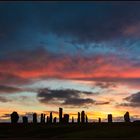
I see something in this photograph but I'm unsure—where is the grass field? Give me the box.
[0,122,140,139]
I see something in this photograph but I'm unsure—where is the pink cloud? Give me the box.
[0,49,140,85]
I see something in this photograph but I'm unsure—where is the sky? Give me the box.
[0,1,140,122]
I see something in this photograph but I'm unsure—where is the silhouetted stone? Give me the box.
[44,115,45,122]
[33,113,37,123]
[22,116,28,124]
[49,112,53,123]
[124,112,130,122]
[11,111,19,123]
[43,114,45,123]
[108,114,112,123]
[72,117,74,123]
[46,116,49,123]
[81,111,85,123]
[53,117,57,124]
[98,118,101,123]
[41,113,45,123]
[59,108,63,123]
[77,112,80,123]
[64,114,69,124]
[86,115,88,123]
[41,113,43,123]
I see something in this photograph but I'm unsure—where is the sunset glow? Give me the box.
[0,2,140,122]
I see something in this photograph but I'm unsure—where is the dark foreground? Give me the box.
[1,122,140,139]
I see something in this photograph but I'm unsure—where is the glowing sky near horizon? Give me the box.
[1,2,140,122]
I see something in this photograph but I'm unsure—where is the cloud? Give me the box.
[0,85,23,94]
[37,88,95,107]
[0,72,30,85]
[1,48,140,81]
[0,96,10,102]
[123,92,140,107]
[45,3,140,44]
[1,48,140,89]
[0,113,10,118]
[62,98,94,106]
[94,82,116,89]
[37,88,110,107]
[75,77,140,91]
[123,22,140,38]
[95,101,110,105]
[1,2,140,57]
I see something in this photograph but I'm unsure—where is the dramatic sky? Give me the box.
[0,1,140,122]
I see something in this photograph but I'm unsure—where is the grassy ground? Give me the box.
[0,122,140,139]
